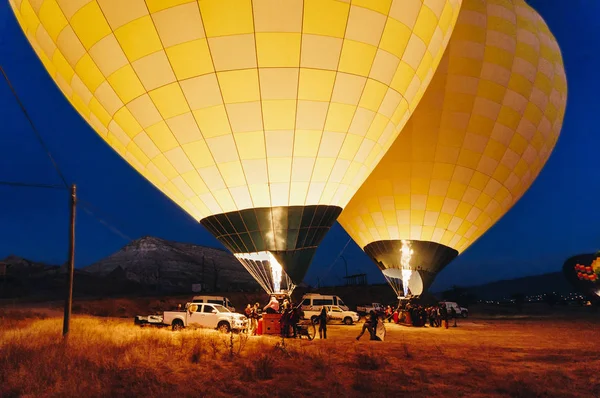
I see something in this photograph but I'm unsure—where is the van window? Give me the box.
[208,299,223,305]
[314,299,333,306]
[302,299,310,306]
[333,297,338,305]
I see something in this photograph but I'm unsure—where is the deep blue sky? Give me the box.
[0,1,598,292]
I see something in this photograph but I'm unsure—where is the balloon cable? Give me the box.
[77,199,133,242]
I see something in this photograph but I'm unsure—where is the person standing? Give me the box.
[290,305,301,338]
[316,306,328,339]
[451,306,457,327]
[280,308,291,338]
[428,307,435,327]
[440,304,449,329]
[250,302,260,335]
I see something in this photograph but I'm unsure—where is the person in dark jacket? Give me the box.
[450,306,457,327]
[440,304,449,329]
[290,305,301,338]
[280,308,291,337]
[316,306,328,339]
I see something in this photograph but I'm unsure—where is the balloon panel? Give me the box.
[382,268,403,279]
[408,271,423,296]
[381,269,423,296]
[9,0,462,222]
[339,0,567,255]
[201,204,339,283]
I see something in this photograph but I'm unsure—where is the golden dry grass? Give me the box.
[0,309,599,397]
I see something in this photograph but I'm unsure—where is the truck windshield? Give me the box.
[338,299,346,307]
[212,305,230,313]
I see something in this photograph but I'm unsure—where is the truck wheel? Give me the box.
[343,317,353,325]
[217,321,231,333]
[311,316,318,325]
[172,319,184,331]
[462,311,468,318]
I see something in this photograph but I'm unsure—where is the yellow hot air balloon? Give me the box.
[9,0,462,294]
[339,0,567,297]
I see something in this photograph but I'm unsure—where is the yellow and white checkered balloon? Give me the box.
[9,0,462,221]
[339,0,567,254]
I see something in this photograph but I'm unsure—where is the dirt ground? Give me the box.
[1,307,599,397]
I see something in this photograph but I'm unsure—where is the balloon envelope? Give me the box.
[9,0,462,288]
[563,253,600,298]
[339,0,567,294]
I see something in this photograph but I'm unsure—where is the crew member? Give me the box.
[316,306,328,339]
[264,296,280,314]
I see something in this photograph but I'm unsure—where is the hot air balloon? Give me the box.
[9,0,462,295]
[339,0,567,297]
[563,253,600,298]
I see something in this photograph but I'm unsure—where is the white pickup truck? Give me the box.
[161,302,247,332]
[303,305,360,325]
[356,302,385,316]
[440,301,469,318]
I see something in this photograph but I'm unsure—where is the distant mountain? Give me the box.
[1,255,62,277]
[1,237,260,298]
[436,272,574,300]
[82,236,259,292]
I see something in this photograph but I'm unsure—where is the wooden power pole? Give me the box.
[63,184,76,338]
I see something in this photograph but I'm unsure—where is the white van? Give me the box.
[300,293,349,311]
[192,296,235,312]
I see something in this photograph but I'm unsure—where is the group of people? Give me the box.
[244,296,306,338]
[278,300,304,338]
[383,303,458,328]
[243,297,457,340]
[243,302,262,335]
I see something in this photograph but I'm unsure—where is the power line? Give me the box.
[316,237,352,286]
[0,180,67,190]
[0,65,69,189]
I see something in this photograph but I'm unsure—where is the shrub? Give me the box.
[253,354,275,380]
[354,352,387,371]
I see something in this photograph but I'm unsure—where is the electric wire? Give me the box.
[0,65,69,189]
[1,66,135,247]
[315,236,352,286]
[0,181,66,190]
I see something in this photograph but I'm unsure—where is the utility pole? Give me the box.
[63,184,76,338]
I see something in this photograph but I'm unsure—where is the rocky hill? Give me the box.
[0,237,259,299]
[82,236,259,292]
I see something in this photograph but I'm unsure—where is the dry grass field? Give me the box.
[1,308,599,398]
